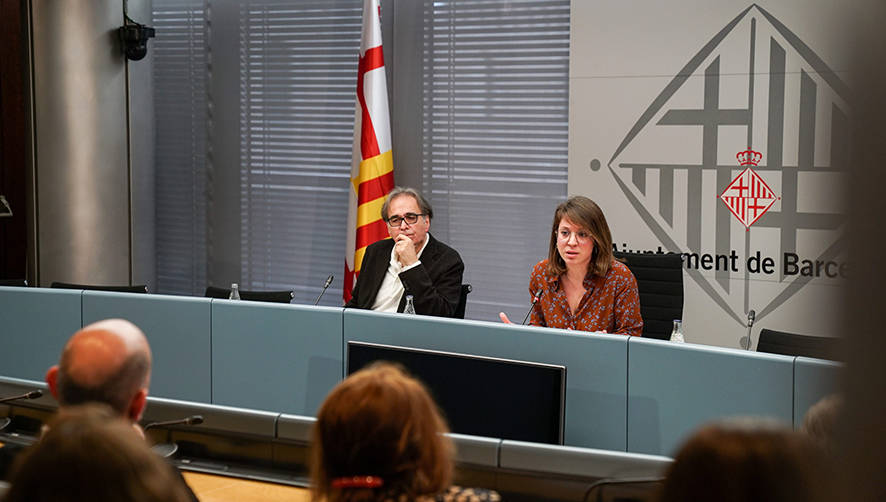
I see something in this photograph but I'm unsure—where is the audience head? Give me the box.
[4,404,191,502]
[802,394,843,455]
[658,419,833,502]
[45,318,152,421]
[311,362,454,502]
[547,195,614,277]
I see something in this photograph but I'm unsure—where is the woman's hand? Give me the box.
[499,312,513,324]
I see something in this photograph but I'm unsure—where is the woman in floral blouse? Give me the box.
[500,195,643,336]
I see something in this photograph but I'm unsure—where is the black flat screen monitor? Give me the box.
[346,341,566,445]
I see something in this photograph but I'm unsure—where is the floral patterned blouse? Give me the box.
[384,485,501,502]
[528,259,643,336]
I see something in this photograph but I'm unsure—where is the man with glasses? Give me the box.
[346,187,464,317]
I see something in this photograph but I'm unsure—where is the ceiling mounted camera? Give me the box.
[118,15,155,61]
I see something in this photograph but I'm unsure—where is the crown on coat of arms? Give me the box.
[736,149,763,166]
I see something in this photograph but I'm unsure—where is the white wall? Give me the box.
[569,1,860,347]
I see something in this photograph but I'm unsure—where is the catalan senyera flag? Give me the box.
[344,0,394,303]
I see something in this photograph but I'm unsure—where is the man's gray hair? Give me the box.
[380,187,434,221]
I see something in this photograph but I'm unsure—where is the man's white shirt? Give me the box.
[370,235,430,312]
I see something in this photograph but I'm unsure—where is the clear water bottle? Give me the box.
[669,319,685,343]
[403,294,416,315]
[229,283,241,300]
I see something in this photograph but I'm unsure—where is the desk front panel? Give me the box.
[0,287,81,381]
[343,310,629,451]
[212,301,343,416]
[82,291,212,402]
[627,337,794,455]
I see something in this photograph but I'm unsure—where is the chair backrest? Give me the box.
[756,328,842,361]
[613,252,684,340]
[50,281,148,293]
[454,284,472,319]
[584,477,665,502]
[0,279,27,287]
[204,286,293,304]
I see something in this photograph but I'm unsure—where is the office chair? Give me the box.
[756,328,842,361]
[204,286,293,304]
[613,251,684,340]
[454,284,472,319]
[0,279,27,287]
[583,477,665,502]
[50,282,148,293]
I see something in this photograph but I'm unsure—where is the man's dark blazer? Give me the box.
[345,234,464,317]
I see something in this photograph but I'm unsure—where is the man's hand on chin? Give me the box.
[394,234,419,267]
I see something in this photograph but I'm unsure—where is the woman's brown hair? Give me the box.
[546,195,614,278]
[5,404,191,502]
[658,420,834,502]
[311,362,454,502]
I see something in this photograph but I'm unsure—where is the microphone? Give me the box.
[742,309,756,350]
[143,414,204,431]
[0,389,43,404]
[314,274,335,305]
[144,415,203,459]
[521,289,543,325]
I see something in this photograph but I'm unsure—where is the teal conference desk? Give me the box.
[0,286,841,455]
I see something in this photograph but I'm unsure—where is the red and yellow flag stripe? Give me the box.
[344,0,393,303]
[353,150,394,269]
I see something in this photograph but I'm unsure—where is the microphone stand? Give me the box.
[0,390,42,404]
[0,390,43,432]
[522,290,542,325]
[144,415,204,458]
[743,310,756,350]
[315,274,334,305]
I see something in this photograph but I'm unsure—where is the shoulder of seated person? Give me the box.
[610,259,633,274]
[432,237,461,256]
[388,486,501,502]
[435,485,502,502]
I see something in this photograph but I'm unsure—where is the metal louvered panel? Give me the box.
[152,0,569,310]
[421,0,570,321]
[153,0,208,295]
[238,0,361,303]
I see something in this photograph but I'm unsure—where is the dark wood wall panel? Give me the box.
[0,0,29,280]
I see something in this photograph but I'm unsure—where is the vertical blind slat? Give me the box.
[237,1,361,302]
[421,0,570,321]
[153,0,208,296]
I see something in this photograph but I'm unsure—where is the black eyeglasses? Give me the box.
[386,213,426,227]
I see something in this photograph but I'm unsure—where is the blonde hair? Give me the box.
[801,394,843,455]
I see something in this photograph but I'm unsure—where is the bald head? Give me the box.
[47,319,152,421]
